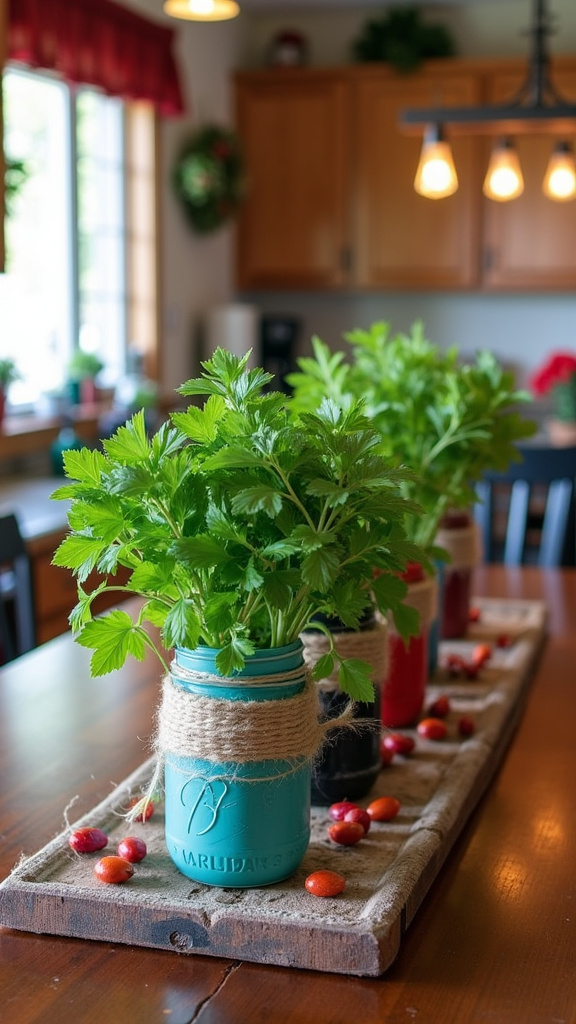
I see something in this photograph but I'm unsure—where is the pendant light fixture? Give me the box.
[542,141,576,200]
[414,125,458,199]
[483,139,525,201]
[163,0,240,21]
[401,0,576,202]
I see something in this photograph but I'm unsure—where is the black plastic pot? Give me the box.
[305,611,383,806]
[311,687,382,806]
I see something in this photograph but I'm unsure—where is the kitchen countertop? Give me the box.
[0,476,71,541]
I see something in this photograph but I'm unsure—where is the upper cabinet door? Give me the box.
[235,70,351,290]
[352,65,483,290]
[482,61,576,290]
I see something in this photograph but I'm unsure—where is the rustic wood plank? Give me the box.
[0,599,546,977]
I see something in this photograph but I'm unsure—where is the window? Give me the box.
[2,66,158,412]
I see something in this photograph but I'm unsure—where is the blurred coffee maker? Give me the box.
[260,314,301,393]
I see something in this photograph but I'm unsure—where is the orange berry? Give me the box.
[417,717,448,740]
[93,856,134,884]
[367,796,401,821]
[328,821,365,846]
[472,643,492,666]
[305,870,346,897]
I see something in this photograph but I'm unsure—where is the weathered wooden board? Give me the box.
[0,598,546,976]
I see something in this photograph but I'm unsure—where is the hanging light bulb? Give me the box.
[414,124,458,199]
[163,0,240,21]
[542,141,576,201]
[483,139,524,201]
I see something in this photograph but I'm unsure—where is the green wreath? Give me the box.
[172,125,245,234]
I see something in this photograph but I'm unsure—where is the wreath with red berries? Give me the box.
[172,124,245,234]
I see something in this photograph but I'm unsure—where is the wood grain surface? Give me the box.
[0,599,546,977]
[1,568,575,1023]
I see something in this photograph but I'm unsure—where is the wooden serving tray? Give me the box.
[0,598,546,977]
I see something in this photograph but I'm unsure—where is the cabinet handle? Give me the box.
[340,246,352,273]
[483,246,497,271]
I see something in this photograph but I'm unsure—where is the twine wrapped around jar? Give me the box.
[301,619,389,694]
[131,661,357,814]
[435,520,482,571]
[158,665,329,764]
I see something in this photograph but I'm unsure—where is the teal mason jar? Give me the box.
[162,642,313,888]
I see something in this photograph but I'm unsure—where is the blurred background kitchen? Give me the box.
[1,0,576,649]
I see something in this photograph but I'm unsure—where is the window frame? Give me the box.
[1,50,160,398]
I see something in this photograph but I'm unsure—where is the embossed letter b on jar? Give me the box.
[301,615,389,806]
[381,565,438,729]
[435,510,482,639]
[158,642,323,888]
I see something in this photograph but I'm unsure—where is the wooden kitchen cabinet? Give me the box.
[235,62,481,291]
[235,57,576,293]
[352,65,483,289]
[235,69,351,289]
[482,60,576,291]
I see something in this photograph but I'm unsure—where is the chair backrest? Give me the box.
[474,444,576,567]
[0,513,36,662]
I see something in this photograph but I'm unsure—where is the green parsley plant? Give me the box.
[288,321,537,552]
[52,349,427,700]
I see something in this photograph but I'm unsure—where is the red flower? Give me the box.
[530,351,576,396]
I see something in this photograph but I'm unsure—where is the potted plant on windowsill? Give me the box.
[66,349,105,406]
[0,358,20,428]
[52,349,424,888]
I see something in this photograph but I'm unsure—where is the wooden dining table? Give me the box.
[0,564,574,1024]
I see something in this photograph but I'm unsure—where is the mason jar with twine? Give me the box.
[137,648,361,887]
[435,517,483,572]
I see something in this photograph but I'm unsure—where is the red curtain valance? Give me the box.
[7,0,186,117]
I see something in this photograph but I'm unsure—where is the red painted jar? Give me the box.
[381,564,438,729]
[435,511,482,640]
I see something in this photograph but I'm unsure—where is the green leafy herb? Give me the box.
[53,349,429,699]
[288,323,536,552]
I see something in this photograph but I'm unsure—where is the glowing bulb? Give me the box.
[414,125,458,200]
[483,139,524,202]
[163,0,240,20]
[543,142,576,201]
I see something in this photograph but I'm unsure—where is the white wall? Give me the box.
[135,1,576,395]
[157,18,248,391]
[128,0,249,392]
[244,1,576,66]
[239,289,576,392]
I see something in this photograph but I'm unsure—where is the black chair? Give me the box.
[0,513,36,662]
[474,444,576,567]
